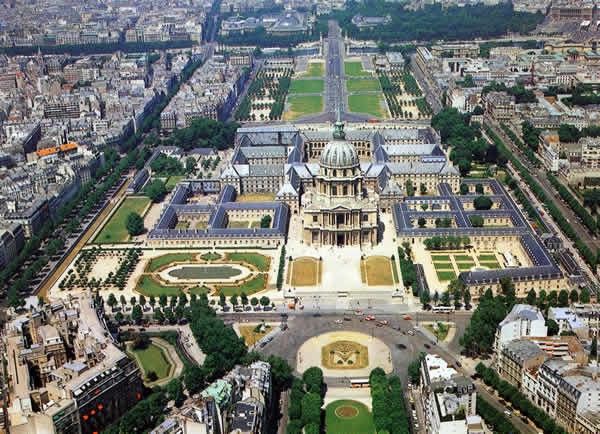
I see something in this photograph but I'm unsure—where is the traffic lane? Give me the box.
[476,382,538,434]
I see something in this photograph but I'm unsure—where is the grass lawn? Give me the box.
[175,221,190,229]
[326,400,375,434]
[391,260,399,284]
[300,62,324,77]
[165,175,185,191]
[195,221,207,229]
[227,253,269,271]
[432,255,451,262]
[137,275,181,297]
[346,79,381,92]
[200,252,221,261]
[424,323,449,342]
[283,95,323,120]
[348,94,387,118]
[457,262,475,271]
[93,197,150,244]
[130,343,172,380]
[365,256,394,286]
[189,285,212,295]
[344,62,372,77]
[289,79,324,94]
[228,220,250,229]
[437,271,456,281]
[434,262,454,270]
[478,255,497,261]
[236,193,276,202]
[481,262,502,269]
[147,253,196,272]
[217,274,266,296]
[238,324,273,346]
[291,257,320,286]
[454,255,474,262]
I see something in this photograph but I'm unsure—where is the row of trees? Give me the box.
[524,287,588,315]
[499,123,540,166]
[164,118,239,151]
[547,172,597,233]
[287,367,323,434]
[370,368,410,433]
[476,363,567,433]
[398,244,418,296]
[325,1,543,42]
[423,236,471,250]
[419,283,472,310]
[277,245,286,290]
[0,40,194,57]
[217,26,319,48]
[485,125,598,267]
[476,396,518,433]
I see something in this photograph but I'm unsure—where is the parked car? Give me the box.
[334,319,343,324]
[253,306,262,311]
[244,306,251,311]
[263,306,273,311]
[424,343,431,349]
[455,361,462,367]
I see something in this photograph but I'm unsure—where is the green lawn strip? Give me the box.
[137,275,181,297]
[454,255,475,262]
[344,62,372,77]
[348,94,386,118]
[432,255,451,261]
[286,95,323,119]
[165,175,185,191]
[300,63,324,77]
[391,260,399,284]
[200,252,221,261]
[346,78,381,92]
[227,253,269,271]
[325,400,375,434]
[190,285,212,295]
[129,343,172,380]
[478,255,497,261]
[93,197,151,244]
[434,262,454,270]
[217,274,266,296]
[147,253,196,272]
[289,79,324,94]
[457,262,475,270]
[480,262,501,269]
[437,271,456,281]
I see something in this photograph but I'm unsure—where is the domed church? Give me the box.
[302,117,379,247]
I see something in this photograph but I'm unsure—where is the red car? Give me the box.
[403,316,412,320]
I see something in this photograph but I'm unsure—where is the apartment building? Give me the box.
[494,304,548,356]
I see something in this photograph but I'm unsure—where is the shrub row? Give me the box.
[370,368,410,434]
[499,123,540,166]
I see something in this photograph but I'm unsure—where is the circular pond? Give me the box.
[167,265,242,280]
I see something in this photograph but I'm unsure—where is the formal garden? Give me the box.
[360,255,398,286]
[325,400,376,434]
[289,79,325,94]
[125,335,175,384]
[431,250,503,282]
[298,62,324,77]
[348,94,388,119]
[344,61,372,77]
[283,95,324,120]
[135,251,271,298]
[321,340,369,370]
[288,256,321,286]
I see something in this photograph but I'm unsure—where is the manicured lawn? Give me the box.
[348,94,387,118]
[130,343,172,380]
[365,256,394,286]
[147,253,196,272]
[228,220,250,229]
[300,62,324,77]
[190,285,212,295]
[200,252,221,261]
[291,257,320,286]
[344,62,372,77]
[236,193,276,202]
[283,95,323,120]
[93,197,151,244]
[437,271,456,281]
[434,262,454,270]
[165,175,185,191]
[217,274,266,296]
[326,400,375,434]
[454,255,474,262]
[457,262,475,270]
[227,253,269,271]
[137,275,181,297]
[481,262,502,269]
[289,79,324,94]
[478,254,497,261]
[432,255,451,262]
[346,79,381,92]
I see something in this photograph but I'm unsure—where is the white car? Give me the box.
[334,319,343,324]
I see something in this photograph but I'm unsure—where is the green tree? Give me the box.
[301,393,322,426]
[107,293,117,311]
[149,295,156,311]
[120,294,127,309]
[303,367,323,395]
[580,287,591,303]
[240,292,248,306]
[546,318,559,336]
[469,215,484,227]
[250,297,259,306]
[132,305,143,323]
[548,290,558,307]
[418,217,426,227]
[230,294,238,306]
[185,157,196,173]
[139,295,146,310]
[184,365,204,394]
[460,184,469,195]
[570,289,579,304]
[475,183,484,194]
[260,296,270,306]
[144,179,167,203]
[159,294,167,309]
[473,196,493,210]
[219,292,226,307]
[441,291,450,305]
[526,289,536,306]
[420,288,431,307]
[558,289,569,307]
[153,308,165,323]
[166,378,184,403]
[126,212,144,236]
[463,288,471,307]
[260,215,272,228]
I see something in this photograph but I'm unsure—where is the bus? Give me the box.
[433,306,455,314]
[350,379,370,388]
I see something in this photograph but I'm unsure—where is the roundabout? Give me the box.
[296,331,392,377]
